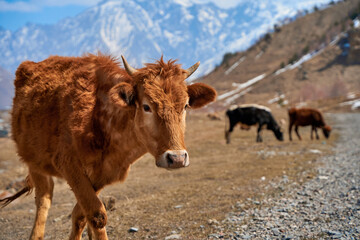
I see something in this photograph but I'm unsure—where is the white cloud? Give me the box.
[173,0,193,7]
[191,0,338,9]
[0,1,40,12]
[190,0,247,9]
[0,0,102,12]
[0,0,340,13]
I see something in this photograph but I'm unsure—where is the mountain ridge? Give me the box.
[0,0,342,109]
[200,0,360,111]
[0,0,335,74]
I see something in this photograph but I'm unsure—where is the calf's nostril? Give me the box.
[166,153,174,165]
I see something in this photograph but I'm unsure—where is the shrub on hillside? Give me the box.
[221,52,237,67]
[288,53,299,65]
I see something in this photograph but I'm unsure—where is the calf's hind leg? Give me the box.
[29,170,54,240]
[225,122,235,144]
[288,122,293,141]
[69,192,104,240]
[295,126,302,140]
[256,124,263,142]
[69,203,87,240]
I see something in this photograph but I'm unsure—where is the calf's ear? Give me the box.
[109,82,136,108]
[187,83,217,109]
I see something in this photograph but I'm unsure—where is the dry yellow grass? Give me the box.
[0,111,337,239]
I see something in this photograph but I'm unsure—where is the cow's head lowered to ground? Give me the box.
[109,56,217,169]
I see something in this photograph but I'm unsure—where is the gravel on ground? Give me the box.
[208,113,360,240]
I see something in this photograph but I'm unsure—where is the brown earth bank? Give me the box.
[0,110,338,240]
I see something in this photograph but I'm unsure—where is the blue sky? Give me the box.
[0,0,335,32]
[0,0,99,31]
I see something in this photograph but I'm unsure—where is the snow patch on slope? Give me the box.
[218,73,266,102]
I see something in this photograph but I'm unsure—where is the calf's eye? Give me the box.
[185,104,189,110]
[143,104,151,112]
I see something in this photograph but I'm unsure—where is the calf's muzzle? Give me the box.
[156,150,189,169]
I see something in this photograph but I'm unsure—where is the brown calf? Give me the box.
[0,54,216,240]
[288,107,331,141]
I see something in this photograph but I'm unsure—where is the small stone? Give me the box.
[272,228,280,236]
[164,234,181,240]
[283,236,294,240]
[241,235,251,239]
[327,230,342,237]
[208,233,220,238]
[208,219,219,225]
[309,149,322,154]
[128,227,138,233]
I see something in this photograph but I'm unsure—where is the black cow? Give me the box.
[225,104,284,143]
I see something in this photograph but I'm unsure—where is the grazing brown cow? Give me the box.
[288,107,331,141]
[0,54,216,240]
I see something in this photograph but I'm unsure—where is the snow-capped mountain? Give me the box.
[0,0,334,75]
[0,0,334,109]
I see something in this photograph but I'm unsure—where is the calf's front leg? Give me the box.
[314,127,319,139]
[256,124,263,142]
[63,165,108,240]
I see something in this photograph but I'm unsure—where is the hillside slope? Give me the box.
[201,0,360,111]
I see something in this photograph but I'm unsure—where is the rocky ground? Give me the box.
[208,113,360,240]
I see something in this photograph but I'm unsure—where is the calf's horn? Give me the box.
[121,55,137,76]
[184,61,200,79]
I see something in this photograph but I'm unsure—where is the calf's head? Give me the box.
[110,56,216,169]
[273,127,284,141]
[322,125,331,139]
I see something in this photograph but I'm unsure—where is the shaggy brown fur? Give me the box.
[288,107,332,141]
[1,53,216,240]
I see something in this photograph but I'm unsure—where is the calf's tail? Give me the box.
[225,111,230,132]
[0,176,33,208]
